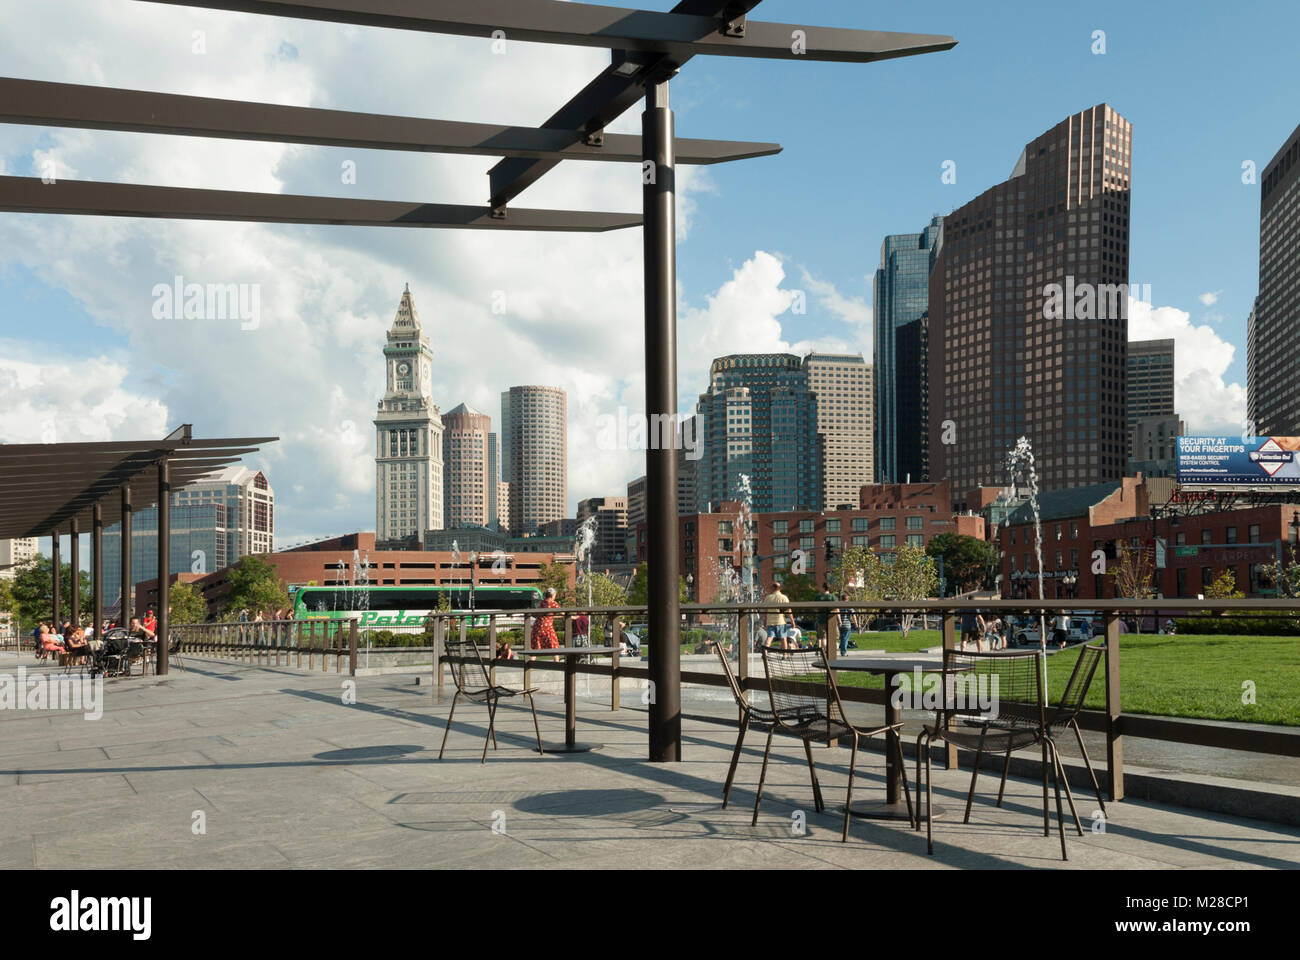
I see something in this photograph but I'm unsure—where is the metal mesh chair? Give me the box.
[710,639,824,812]
[438,636,544,764]
[1042,643,1107,816]
[916,648,1071,860]
[760,645,912,841]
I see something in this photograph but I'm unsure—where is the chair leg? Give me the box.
[996,742,1013,807]
[892,730,914,829]
[438,691,460,759]
[722,716,750,809]
[526,693,544,755]
[841,734,859,842]
[1040,740,1051,836]
[963,728,988,824]
[924,735,935,855]
[802,737,825,813]
[1072,719,1106,816]
[481,700,496,764]
[1047,739,1069,861]
[751,728,774,827]
[1053,743,1084,835]
[914,730,927,831]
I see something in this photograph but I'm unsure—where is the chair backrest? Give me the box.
[1048,643,1104,727]
[940,648,1045,732]
[760,645,838,734]
[443,636,492,693]
[710,639,745,708]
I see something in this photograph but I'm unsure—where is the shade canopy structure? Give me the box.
[0,426,276,539]
[0,0,955,753]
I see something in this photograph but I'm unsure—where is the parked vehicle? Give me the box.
[1013,617,1092,646]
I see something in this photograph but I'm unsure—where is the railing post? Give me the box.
[349,618,358,677]
[610,614,620,711]
[1105,610,1124,801]
[488,614,497,687]
[523,616,533,693]
[435,618,445,698]
[941,610,957,769]
[737,609,749,692]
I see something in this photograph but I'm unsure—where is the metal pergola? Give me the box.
[0,0,955,758]
[0,426,277,673]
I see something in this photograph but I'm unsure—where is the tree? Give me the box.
[535,560,574,604]
[626,562,690,605]
[1205,569,1244,600]
[575,570,627,608]
[880,545,939,639]
[222,555,288,618]
[1109,542,1154,600]
[7,555,95,630]
[926,534,1000,595]
[168,580,209,624]
[776,572,818,602]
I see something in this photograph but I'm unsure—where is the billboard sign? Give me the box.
[1176,436,1300,487]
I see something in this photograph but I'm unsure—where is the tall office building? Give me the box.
[1246,299,1258,426]
[576,496,628,565]
[101,466,274,605]
[929,104,1133,499]
[0,537,37,578]
[803,353,873,507]
[874,217,943,483]
[626,474,647,561]
[1248,123,1300,435]
[695,354,822,513]
[1126,339,1175,458]
[375,285,443,542]
[500,385,567,534]
[442,403,492,529]
[486,432,502,530]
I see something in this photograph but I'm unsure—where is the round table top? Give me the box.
[820,656,944,673]
[515,645,619,657]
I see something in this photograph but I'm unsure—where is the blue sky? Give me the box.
[0,0,1296,542]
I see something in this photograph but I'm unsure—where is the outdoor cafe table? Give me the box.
[512,645,619,753]
[820,656,950,821]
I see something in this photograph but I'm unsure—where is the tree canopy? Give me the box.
[223,555,288,618]
[5,555,95,630]
[925,533,1000,595]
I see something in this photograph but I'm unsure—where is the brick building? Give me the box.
[635,481,985,603]
[136,531,575,617]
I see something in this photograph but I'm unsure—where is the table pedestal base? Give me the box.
[537,741,603,754]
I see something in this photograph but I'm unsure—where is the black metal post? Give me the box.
[157,458,170,674]
[643,74,681,762]
[69,518,80,627]
[93,502,103,639]
[51,529,61,628]
[121,484,132,627]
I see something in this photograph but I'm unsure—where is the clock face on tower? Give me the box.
[397,361,410,376]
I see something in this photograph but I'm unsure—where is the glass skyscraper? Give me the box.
[874,216,943,483]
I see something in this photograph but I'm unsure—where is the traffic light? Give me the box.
[824,540,835,566]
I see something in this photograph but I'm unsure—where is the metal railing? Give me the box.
[428,597,1300,803]
[171,619,359,674]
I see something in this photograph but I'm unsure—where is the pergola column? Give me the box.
[643,75,681,762]
[120,484,132,626]
[69,517,80,627]
[93,503,103,637]
[157,457,170,674]
[51,529,61,628]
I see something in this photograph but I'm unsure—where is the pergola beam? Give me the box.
[0,78,780,166]
[138,0,956,63]
[0,176,642,231]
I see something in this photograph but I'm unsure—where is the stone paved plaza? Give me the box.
[2,652,1298,870]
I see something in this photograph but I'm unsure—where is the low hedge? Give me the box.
[1176,613,1300,636]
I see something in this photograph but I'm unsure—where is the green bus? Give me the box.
[292,584,543,628]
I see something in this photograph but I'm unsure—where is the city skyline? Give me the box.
[0,1,1294,543]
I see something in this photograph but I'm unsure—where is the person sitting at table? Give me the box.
[37,624,64,661]
[495,638,517,661]
[62,627,90,664]
[129,617,156,641]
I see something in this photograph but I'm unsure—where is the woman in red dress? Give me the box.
[530,587,561,650]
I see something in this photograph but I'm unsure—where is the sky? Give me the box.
[1,0,1296,546]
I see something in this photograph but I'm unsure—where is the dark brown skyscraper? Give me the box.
[1248,122,1300,436]
[929,104,1132,499]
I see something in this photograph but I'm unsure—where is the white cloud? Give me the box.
[1127,298,1246,433]
[1197,290,1222,307]
[0,343,170,443]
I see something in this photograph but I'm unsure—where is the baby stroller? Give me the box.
[90,627,139,678]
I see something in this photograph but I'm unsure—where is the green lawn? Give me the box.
[828,633,1300,726]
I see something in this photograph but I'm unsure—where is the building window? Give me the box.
[773,537,788,552]
[852,518,868,531]
[1201,566,1213,589]
[1201,529,1212,545]
[906,516,923,530]
[906,534,923,548]
[1249,524,1260,543]
[799,519,815,533]
[826,536,842,548]
[1226,526,1237,544]
[800,537,814,550]
[1056,523,1063,540]
[719,521,733,535]
[852,536,868,547]
[773,520,788,534]
[880,535,896,549]
[826,519,841,532]
[1071,521,1079,539]
[1010,529,1017,545]
[880,517,896,531]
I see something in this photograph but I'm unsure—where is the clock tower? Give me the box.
[374,284,443,542]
